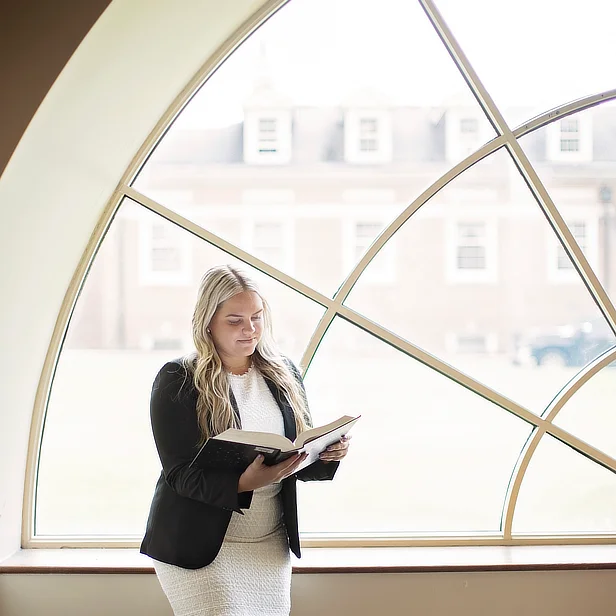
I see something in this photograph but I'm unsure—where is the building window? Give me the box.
[445,110,488,163]
[548,217,598,284]
[457,222,487,270]
[560,118,580,153]
[359,117,379,152]
[560,139,580,152]
[557,222,586,270]
[460,117,479,134]
[547,114,592,162]
[446,219,497,283]
[355,222,380,261]
[244,219,294,274]
[151,224,182,272]
[243,111,292,164]
[344,220,395,284]
[138,220,191,285]
[343,109,392,164]
[257,117,278,153]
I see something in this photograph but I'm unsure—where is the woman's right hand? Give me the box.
[238,453,308,493]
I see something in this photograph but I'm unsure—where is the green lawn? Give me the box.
[34,350,616,538]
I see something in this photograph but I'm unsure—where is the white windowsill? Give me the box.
[2,545,616,574]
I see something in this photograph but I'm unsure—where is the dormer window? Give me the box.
[344,109,392,164]
[359,118,379,152]
[257,117,278,153]
[243,110,292,164]
[243,68,292,164]
[547,114,592,162]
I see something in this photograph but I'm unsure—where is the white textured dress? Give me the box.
[153,366,292,616]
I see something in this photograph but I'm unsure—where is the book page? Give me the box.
[212,415,359,457]
[212,428,294,451]
[295,415,359,448]
[293,415,360,472]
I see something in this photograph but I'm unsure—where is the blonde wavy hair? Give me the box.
[182,264,310,444]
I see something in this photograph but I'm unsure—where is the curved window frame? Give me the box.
[23,0,616,549]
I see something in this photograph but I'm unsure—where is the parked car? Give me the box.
[512,317,616,367]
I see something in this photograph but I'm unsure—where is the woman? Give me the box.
[140,264,351,616]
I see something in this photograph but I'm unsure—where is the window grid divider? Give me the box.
[123,187,616,514]
[23,0,616,548]
[420,0,616,540]
[419,0,616,336]
[502,346,616,538]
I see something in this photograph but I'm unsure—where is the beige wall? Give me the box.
[2,570,616,615]
[0,0,112,180]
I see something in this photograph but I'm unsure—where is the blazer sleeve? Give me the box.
[150,361,253,513]
[284,358,340,483]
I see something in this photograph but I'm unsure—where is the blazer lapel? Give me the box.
[229,389,242,428]
[264,377,297,441]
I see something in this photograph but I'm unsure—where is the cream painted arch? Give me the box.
[0,0,278,560]
[14,0,616,549]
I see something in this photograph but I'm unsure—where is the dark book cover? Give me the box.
[191,438,298,472]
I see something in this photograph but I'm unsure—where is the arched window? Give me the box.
[30,0,616,546]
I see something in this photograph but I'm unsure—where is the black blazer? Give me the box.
[140,358,338,569]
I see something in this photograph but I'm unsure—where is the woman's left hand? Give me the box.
[319,434,352,463]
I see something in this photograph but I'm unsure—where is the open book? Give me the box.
[190,415,360,474]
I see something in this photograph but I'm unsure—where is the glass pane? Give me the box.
[553,362,616,460]
[520,101,616,311]
[345,148,614,414]
[513,434,616,534]
[35,198,324,536]
[435,0,616,127]
[133,0,496,297]
[297,317,531,535]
